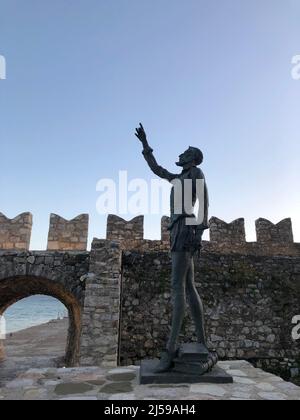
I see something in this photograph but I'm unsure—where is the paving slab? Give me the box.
[0,360,299,400]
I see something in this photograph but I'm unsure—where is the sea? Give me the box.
[2,295,68,334]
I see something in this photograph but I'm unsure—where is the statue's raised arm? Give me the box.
[135,124,177,182]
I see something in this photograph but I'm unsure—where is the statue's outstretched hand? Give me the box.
[135,123,147,146]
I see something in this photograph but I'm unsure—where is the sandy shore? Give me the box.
[0,319,67,386]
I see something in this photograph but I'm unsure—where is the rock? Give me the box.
[226,370,247,377]
[233,377,256,385]
[27,256,35,264]
[256,382,275,392]
[106,373,136,382]
[6,379,35,389]
[23,388,47,400]
[258,392,287,401]
[190,384,227,397]
[54,383,94,396]
[60,397,98,400]
[266,334,276,344]
[100,382,134,394]
[107,368,136,375]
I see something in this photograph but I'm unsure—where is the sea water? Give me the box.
[3,295,68,333]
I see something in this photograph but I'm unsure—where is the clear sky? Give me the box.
[1,0,300,249]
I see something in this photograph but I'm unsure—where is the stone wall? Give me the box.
[120,250,300,378]
[106,215,169,252]
[80,240,122,368]
[0,213,32,251]
[0,250,89,365]
[1,210,300,375]
[209,217,246,245]
[105,214,300,257]
[161,216,171,247]
[106,215,144,249]
[204,217,299,257]
[47,214,89,251]
[1,211,299,257]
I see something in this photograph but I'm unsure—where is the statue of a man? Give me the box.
[135,124,210,373]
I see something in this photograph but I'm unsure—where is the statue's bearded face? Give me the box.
[176,148,197,167]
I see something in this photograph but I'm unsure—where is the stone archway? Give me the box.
[0,276,82,367]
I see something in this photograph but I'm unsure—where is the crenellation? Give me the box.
[209,217,246,246]
[0,212,32,251]
[47,214,89,251]
[161,216,171,245]
[256,218,294,245]
[0,211,299,256]
[1,215,299,376]
[0,210,299,378]
[106,215,144,248]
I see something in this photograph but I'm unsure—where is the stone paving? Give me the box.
[0,361,299,400]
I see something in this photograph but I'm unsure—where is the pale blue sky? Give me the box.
[1,0,300,249]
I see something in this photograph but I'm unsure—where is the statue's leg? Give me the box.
[186,256,207,346]
[166,252,190,354]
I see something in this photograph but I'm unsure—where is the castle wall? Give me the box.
[0,211,300,376]
[0,250,89,366]
[47,214,89,251]
[105,215,300,257]
[0,213,32,251]
[120,250,300,378]
[80,240,122,368]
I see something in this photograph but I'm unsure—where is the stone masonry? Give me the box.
[47,214,89,251]
[0,211,299,382]
[80,240,122,368]
[106,215,144,249]
[0,213,32,251]
[256,218,294,245]
[161,216,171,247]
[0,250,89,365]
[120,250,300,380]
[1,361,300,400]
[209,217,246,246]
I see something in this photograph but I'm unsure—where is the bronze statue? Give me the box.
[135,124,213,373]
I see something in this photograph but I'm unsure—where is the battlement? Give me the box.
[107,215,144,243]
[104,215,300,256]
[256,218,294,244]
[161,216,171,245]
[0,211,299,256]
[47,214,89,251]
[0,212,32,250]
[205,217,299,256]
[209,217,246,245]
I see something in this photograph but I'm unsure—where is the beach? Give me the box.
[0,318,67,386]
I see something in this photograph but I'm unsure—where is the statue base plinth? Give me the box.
[140,359,233,385]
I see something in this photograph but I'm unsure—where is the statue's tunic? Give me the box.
[142,147,209,252]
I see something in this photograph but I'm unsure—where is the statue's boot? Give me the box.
[154,350,178,373]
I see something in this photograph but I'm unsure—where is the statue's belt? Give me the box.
[168,214,196,231]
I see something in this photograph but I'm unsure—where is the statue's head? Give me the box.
[176,147,203,167]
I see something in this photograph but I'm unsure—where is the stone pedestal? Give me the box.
[140,344,233,385]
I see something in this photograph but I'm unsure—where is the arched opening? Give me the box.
[4,295,68,335]
[0,276,82,371]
